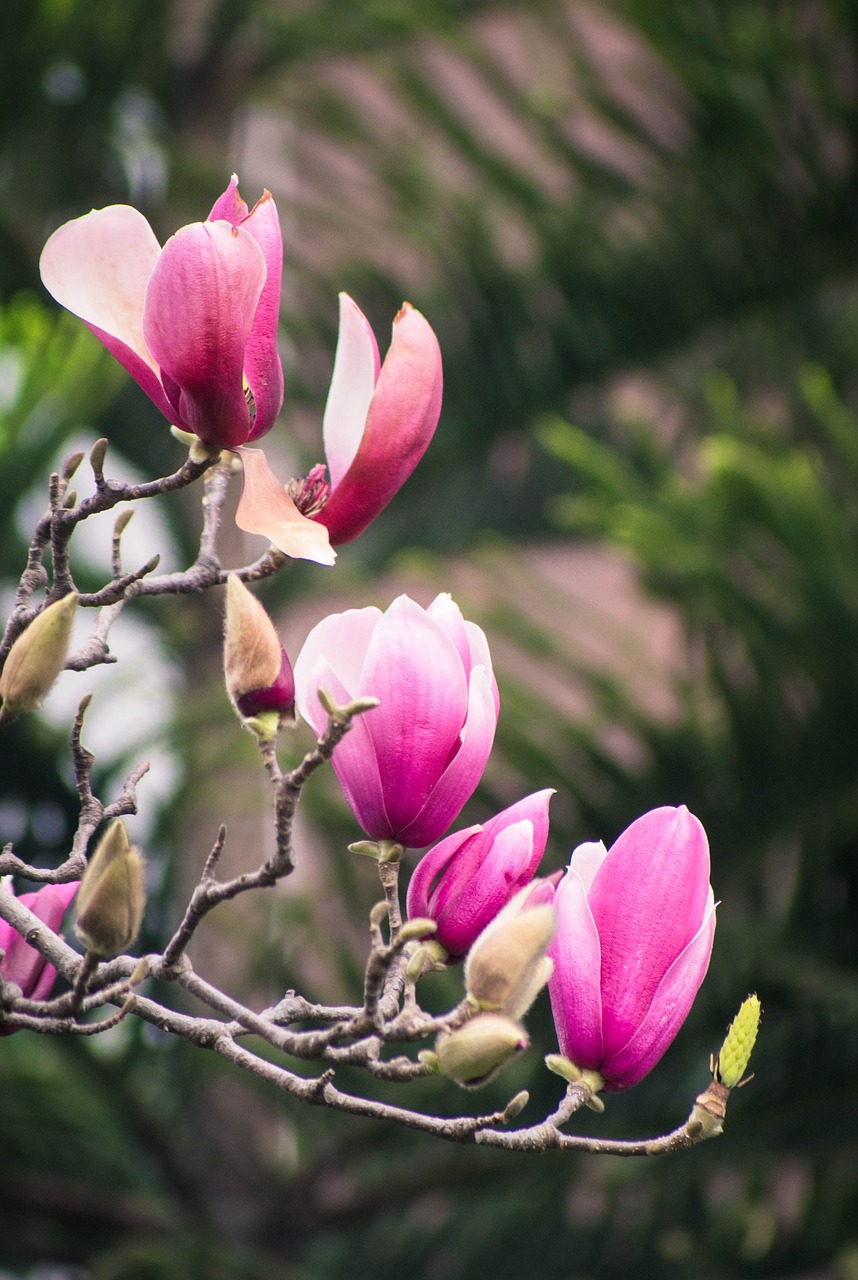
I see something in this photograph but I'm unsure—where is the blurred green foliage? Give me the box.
[2,1,858,1278]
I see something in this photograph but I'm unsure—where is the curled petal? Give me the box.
[318,303,443,545]
[235,190,284,441]
[236,448,336,566]
[323,293,381,487]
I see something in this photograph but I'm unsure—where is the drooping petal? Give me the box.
[143,221,265,450]
[548,868,604,1069]
[396,663,498,849]
[235,190,284,442]
[318,303,443,545]
[235,448,336,566]
[323,293,380,488]
[360,596,468,838]
[588,806,711,1056]
[599,893,717,1090]
[39,206,177,423]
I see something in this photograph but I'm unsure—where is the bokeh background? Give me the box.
[2,2,858,1277]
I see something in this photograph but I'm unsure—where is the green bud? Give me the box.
[464,903,555,1020]
[62,450,85,481]
[715,994,762,1088]
[0,594,78,724]
[503,1090,530,1121]
[75,820,146,958]
[435,1014,529,1089]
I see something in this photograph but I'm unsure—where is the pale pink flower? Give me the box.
[237,292,442,550]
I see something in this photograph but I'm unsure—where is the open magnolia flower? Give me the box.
[237,292,443,551]
[40,181,442,566]
[39,176,284,454]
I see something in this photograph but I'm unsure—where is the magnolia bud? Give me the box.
[435,1014,529,1089]
[464,902,556,1020]
[75,820,146,958]
[223,576,295,740]
[0,594,78,724]
[715,993,762,1089]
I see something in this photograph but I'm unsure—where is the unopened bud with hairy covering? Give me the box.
[435,1014,529,1089]
[75,820,146,957]
[223,575,295,740]
[0,594,78,724]
[464,896,556,1021]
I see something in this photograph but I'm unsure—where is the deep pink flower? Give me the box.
[39,176,284,452]
[294,594,499,848]
[548,805,716,1091]
[236,293,442,549]
[1,881,79,1021]
[406,789,554,956]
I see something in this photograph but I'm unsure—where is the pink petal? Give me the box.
[294,645,391,838]
[600,894,716,1090]
[568,839,608,893]
[143,221,264,450]
[235,190,284,442]
[208,175,249,225]
[323,294,381,488]
[294,606,382,729]
[318,303,442,545]
[39,206,177,423]
[360,596,469,838]
[548,868,604,1068]
[235,448,336,566]
[397,662,498,849]
[588,806,711,1056]
[2,882,78,999]
[406,825,478,921]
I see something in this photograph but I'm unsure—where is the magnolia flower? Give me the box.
[548,805,716,1091]
[294,593,499,848]
[236,293,443,549]
[405,789,554,957]
[40,178,335,566]
[39,176,284,453]
[0,881,79,1026]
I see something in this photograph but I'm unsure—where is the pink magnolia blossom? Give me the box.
[39,178,335,567]
[548,805,716,1091]
[39,176,284,453]
[1,881,79,1025]
[406,789,554,957]
[294,594,499,848]
[236,292,442,550]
